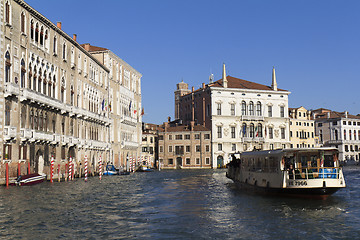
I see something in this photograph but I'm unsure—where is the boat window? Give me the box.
[324,155,334,167]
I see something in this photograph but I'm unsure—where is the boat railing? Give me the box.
[286,167,342,180]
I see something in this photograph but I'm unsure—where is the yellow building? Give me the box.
[289,107,316,148]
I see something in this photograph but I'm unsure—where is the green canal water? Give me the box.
[0,168,359,239]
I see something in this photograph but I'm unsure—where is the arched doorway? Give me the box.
[217,155,224,168]
[176,157,182,169]
[35,149,44,174]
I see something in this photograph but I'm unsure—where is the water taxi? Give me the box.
[226,148,346,198]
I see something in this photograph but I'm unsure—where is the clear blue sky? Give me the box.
[26,0,360,124]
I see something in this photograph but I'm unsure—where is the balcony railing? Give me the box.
[4,82,20,97]
[20,128,32,141]
[4,126,17,140]
[241,115,265,121]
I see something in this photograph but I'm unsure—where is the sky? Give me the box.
[25,0,360,124]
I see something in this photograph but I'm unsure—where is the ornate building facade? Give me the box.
[176,65,291,168]
[81,44,142,171]
[0,0,142,182]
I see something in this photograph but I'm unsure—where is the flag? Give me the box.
[105,100,107,111]
[134,102,137,114]
[102,99,105,111]
[141,108,144,116]
[129,101,132,111]
[265,126,267,137]
[242,125,246,137]
[109,102,112,112]
[255,126,258,137]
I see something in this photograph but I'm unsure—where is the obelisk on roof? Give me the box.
[271,66,278,91]
[222,63,228,88]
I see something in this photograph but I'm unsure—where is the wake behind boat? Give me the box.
[227,147,346,198]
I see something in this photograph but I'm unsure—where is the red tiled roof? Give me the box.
[314,111,360,120]
[209,76,288,91]
[80,43,108,52]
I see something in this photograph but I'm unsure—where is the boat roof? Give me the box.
[239,147,338,157]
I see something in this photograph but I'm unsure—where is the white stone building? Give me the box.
[313,109,360,162]
[176,65,291,168]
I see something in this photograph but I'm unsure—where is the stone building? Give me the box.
[141,122,160,168]
[158,120,212,169]
[176,65,291,168]
[81,44,142,171]
[0,0,141,182]
[288,106,316,148]
[312,108,360,162]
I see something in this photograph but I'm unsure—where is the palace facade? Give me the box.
[0,0,142,182]
[176,65,291,168]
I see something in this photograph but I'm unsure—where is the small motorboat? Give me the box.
[103,164,119,175]
[11,173,46,186]
[136,165,154,172]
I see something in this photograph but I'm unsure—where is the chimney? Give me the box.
[192,86,195,92]
[190,121,195,131]
[345,111,348,118]
[202,83,205,89]
[73,34,77,42]
[168,116,171,123]
[222,63,228,88]
[57,22,62,30]
[83,43,90,51]
[327,112,330,118]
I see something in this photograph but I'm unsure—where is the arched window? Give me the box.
[34,110,38,130]
[30,20,34,39]
[5,100,11,126]
[33,66,37,91]
[37,68,42,92]
[35,23,39,43]
[52,76,56,98]
[52,115,56,133]
[44,113,48,132]
[28,63,32,89]
[48,73,52,97]
[21,12,26,33]
[5,51,11,83]
[256,102,262,116]
[21,59,26,87]
[53,35,57,54]
[44,30,49,49]
[21,105,27,128]
[257,124,263,137]
[30,109,34,129]
[40,26,44,45]
[39,111,43,131]
[62,42,66,60]
[5,1,10,24]
[250,123,255,138]
[241,101,246,115]
[70,85,74,105]
[242,123,247,137]
[43,71,47,95]
[249,101,254,116]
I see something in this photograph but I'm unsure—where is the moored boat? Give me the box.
[103,164,119,175]
[227,147,346,198]
[10,173,46,186]
[136,165,153,172]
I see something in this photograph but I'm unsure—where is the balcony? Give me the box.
[20,128,32,141]
[122,140,139,149]
[121,115,138,127]
[52,133,61,145]
[242,137,265,143]
[4,82,20,97]
[21,88,63,111]
[241,115,265,121]
[31,130,53,142]
[4,126,17,140]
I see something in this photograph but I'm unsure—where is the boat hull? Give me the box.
[228,177,341,198]
[11,173,46,186]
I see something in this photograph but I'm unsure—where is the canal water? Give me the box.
[0,167,359,239]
